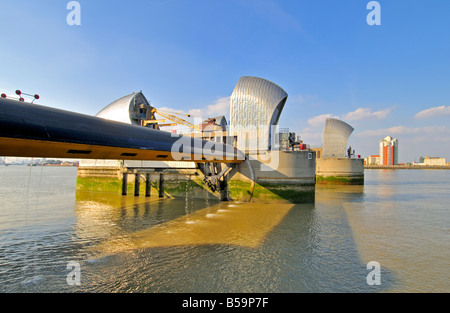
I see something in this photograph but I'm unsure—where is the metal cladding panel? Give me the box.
[322,118,354,158]
[229,76,288,152]
[96,92,150,125]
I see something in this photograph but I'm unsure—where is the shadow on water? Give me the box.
[3,167,446,293]
[0,166,396,293]
[70,183,397,293]
[310,184,397,292]
[75,189,219,233]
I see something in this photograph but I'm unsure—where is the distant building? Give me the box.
[4,157,29,165]
[364,155,380,165]
[379,136,398,165]
[423,156,446,166]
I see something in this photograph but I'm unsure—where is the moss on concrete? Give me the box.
[163,179,212,198]
[77,176,122,193]
[77,176,160,195]
[316,175,364,185]
[227,180,315,203]
[77,175,316,203]
[77,175,212,199]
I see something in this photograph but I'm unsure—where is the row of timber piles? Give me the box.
[76,147,364,204]
[122,171,165,198]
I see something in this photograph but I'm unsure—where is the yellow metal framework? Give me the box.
[150,108,200,131]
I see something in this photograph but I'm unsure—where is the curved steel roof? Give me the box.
[229,76,288,152]
[96,92,150,125]
[322,118,354,158]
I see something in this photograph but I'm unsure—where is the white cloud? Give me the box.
[356,125,449,137]
[341,107,393,121]
[156,96,230,119]
[156,106,187,115]
[185,96,231,119]
[414,105,450,119]
[306,107,392,129]
[307,114,337,128]
[187,108,203,117]
[298,127,323,146]
[205,96,230,117]
[153,97,231,133]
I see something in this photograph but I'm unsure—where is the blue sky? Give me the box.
[1,0,450,162]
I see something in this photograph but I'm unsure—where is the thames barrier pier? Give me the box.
[0,76,363,203]
[77,76,317,203]
[315,118,364,185]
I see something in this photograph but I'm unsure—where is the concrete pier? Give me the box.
[316,158,364,185]
[78,163,176,199]
[77,151,317,203]
[228,150,317,203]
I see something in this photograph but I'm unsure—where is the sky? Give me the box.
[1,0,450,163]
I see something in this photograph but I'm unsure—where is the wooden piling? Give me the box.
[134,173,140,197]
[145,173,151,197]
[159,173,164,198]
[122,172,128,196]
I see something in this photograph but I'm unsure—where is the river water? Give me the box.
[0,166,448,293]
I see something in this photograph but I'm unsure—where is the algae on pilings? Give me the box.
[76,176,160,195]
[316,175,364,185]
[77,175,316,203]
[77,175,212,198]
[227,180,315,204]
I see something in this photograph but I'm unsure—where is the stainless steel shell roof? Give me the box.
[322,118,354,158]
[229,76,288,152]
[96,92,150,125]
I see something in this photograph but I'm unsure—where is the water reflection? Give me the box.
[2,167,446,292]
[342,170,450,292]
[72,184,395,293]
[75,189,295,252]
[95,202,295,254]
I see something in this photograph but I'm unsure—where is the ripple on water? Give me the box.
[21,276,44,287]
